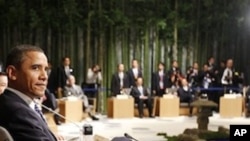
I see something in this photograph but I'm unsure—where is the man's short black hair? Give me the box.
[6,45,44,69]
[158,62,165,67]
[61,56,70,62]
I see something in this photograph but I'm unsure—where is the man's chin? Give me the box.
[32,91,45,98]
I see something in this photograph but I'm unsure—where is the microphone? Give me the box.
[41,104,83,131]
[41,104,93,141]
[124,133,138,141]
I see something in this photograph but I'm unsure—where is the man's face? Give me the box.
[118,64,124,72]
[136,78,143,86]
[158,64,164,70]
[132,60,138,68]
[227,59,233,68]
[68,76,75,86]
[209,58,215,64]
[0,75,7,94]
[173,61,178,68]
[8,51,48,99]
[64,58,70,66]
[203,64,208,71]
[193,63,199,69]
[181,79,188,87]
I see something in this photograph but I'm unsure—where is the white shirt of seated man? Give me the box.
[136,78,148,100]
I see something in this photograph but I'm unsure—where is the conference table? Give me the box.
[58,98,83,123]
[107,96,134,119]
[219,94,243,118]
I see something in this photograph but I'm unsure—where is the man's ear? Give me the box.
[6,65,17,80]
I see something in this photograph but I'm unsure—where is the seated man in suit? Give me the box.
[177,78,195,116]
[0,45,63,141]
[130,77,154,118]
[64,75,99,120]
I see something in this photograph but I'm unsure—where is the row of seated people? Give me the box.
[115,77,194,118]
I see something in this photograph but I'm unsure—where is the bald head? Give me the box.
[67,75,76,86]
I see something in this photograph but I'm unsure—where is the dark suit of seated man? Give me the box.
[177,78,194,116]
[130,77,153,118]
[0,45,63,141]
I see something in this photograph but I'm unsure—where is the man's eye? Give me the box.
[32,66,40,70]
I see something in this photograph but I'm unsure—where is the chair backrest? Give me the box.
[0,126,13,141]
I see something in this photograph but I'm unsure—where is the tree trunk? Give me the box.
[172,0,178,61]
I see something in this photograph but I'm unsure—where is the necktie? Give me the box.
[34,104,46,122]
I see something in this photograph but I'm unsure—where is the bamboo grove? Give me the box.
[1,0,250,112]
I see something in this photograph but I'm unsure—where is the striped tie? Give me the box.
[34,104,46,122]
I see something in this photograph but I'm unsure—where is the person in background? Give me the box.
[0,45,63,141]
[0,72,8,94]
[199,64,216,101]
[57,57,73,98]
[186,62,201,88]
[167,60,183,88]
[221,59,235,93]
[127,59,143,87]
[64,75,99,120]
[47,57,73,98]
[85,64,102,98]
[130,77,153,118]
[206,57,217,73]
[177,78,194,116]
[111,63,130,96]
[152,62,168,97]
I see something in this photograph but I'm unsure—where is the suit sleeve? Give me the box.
[130,88,138,98]
[9,108,56,141]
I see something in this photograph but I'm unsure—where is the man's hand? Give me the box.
[139,95,148,99]
[55,134,65,141]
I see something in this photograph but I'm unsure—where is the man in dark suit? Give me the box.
[177,78,194,116]
[111,63,130,96]
[48,57,72,98]
[127,59,143,87]
[152,62,168,97]
[0,45,62,141]
[130,77,153,118]
[206,57,217,73]
[186,62,201,88]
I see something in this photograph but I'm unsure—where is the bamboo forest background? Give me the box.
[1,0,250,112]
